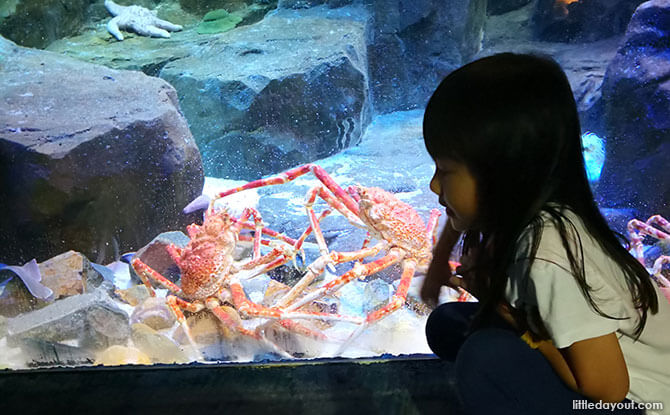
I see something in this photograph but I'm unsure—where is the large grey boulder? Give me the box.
[597,0,670,217]
[161,9,371,179]
[532,0,644,42]
[487,0,532,15]
[0,36,204,265]
[367,0,487,113]
[48,7,371,180]
[0,0,94,49]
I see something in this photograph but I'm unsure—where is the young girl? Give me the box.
[420,53,670,415]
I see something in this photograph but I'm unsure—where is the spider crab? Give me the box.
[627,215,670,303]
[210,163,444,350]
[131,203,362,358]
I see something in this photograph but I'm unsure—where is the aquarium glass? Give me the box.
[0,0,668,369]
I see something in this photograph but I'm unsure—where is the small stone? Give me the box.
[173,311,224,346]
[81,305,131,350]
[261,280,290,306]
[131,231,190,285]
[115,284,151,307]
[130,296,176,330]
[263,321,323,358]
[131,323,189,364]
[95,345,151,366]
[0,271,44,317]
[39,251,104,299]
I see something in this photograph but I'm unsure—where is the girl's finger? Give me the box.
[447,274,466,290]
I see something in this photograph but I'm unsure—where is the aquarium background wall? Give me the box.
[0,0,668,368]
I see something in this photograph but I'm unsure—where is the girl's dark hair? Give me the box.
[423,52,658,339]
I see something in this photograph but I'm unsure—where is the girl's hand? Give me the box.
[420,220,462,308]
[450,248,479,299]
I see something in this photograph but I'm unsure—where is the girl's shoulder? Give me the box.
[515,205,593,268]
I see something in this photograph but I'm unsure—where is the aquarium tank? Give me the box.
[0,0,668,369]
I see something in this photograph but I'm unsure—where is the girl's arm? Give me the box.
[558,332,630,403]
[497,306,628,403]
[420,219,462,307]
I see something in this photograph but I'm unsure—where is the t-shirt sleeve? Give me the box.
[510,259,623,349]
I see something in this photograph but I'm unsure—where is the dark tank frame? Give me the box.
[0,354,462,414]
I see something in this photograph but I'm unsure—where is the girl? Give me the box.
[420,53,670,415]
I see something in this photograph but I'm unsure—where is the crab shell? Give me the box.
[172,211,239,300]
[348,185,433,267]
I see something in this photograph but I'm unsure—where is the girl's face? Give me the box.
[430,158,478,232]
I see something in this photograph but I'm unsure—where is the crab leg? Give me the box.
[426,208,442,245]
[237,210,333,276]
[336,258,418,354]
[214,164,361,216]
[628,217,670,262]
[273,241,389,308]
[233,219,298,246]
[286,248,406,312]
[233,207,266,259]
[293,209,332,251]
[228,276,363,324]
[166,295,204,357]
[651,256,670,288]
[204,299,294,359]
[204,298,261,339]
[131,258,184,297]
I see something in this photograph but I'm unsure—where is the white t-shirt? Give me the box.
[505,208,670,414]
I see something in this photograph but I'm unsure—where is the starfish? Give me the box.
[104,0,183,41]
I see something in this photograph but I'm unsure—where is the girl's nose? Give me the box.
[430,173,441,195]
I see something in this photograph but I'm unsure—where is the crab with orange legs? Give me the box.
[131,202,363,360]
[627,215,670,303]
[209,163,471,353]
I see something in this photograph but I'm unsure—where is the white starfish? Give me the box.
[104,0,183,41]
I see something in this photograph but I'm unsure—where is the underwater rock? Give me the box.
[130,296,176,330]
[368,0,486,113]
[115,284,151,307]
[161,10,371,178]
[0,251,108,317]
[39,251,104,299]
[179,0,252,15]
[0,0,92,49]
[0,269,49,318]
[131,231,190,285]
[95,345,152,366]
[196,9,243,34]
[6,287,129,350]
[263,320,323,358]
[276,0,369,9]
[19,337,96,367]
[172,311,229,359]
[80,303,131,350]
[0,36,204,265]
[597,0,670,218]
[173,310,225,346]
[532,0,644,42]
[487,0,532,15]
[130,323,189,363]
[363,279,392,314]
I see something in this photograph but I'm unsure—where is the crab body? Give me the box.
[170,211,238,300]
